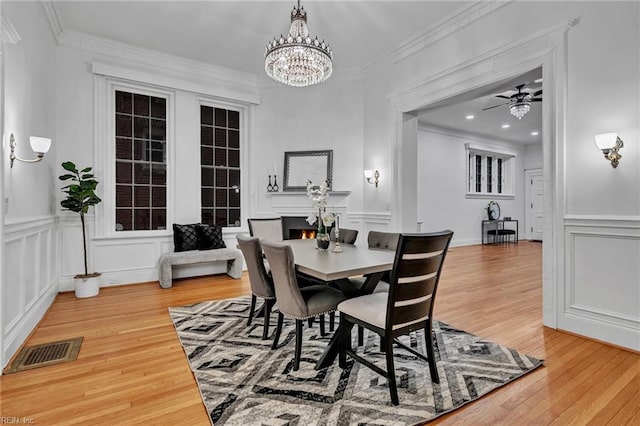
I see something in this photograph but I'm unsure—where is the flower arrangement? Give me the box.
[306,180,335,239]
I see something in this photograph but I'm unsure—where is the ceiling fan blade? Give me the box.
[495,95,511,99]
[533,90,542,96]
[482,102,509,111]
[531,98,542,102]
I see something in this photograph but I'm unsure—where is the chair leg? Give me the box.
[424,321,439,383]
[319,314,326,336]
[384,336,399,405]
[262,299,273,340]
[308,318,314,328]
[339,313,355,369]
[247,294,257,326]
[271,312,284,350]
[357,326,364,346]
[294,319,303,371]
[329,312,335,332]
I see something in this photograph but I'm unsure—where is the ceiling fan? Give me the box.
[482,84,542,119]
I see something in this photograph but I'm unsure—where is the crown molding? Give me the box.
[58,30,259,93]
[41,0,64,42]
[363,0,512,77]
[1,15,21,44]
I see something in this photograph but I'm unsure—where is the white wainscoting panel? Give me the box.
[58,222,248,291]
[2,216,58,368]
[563,216,640,351]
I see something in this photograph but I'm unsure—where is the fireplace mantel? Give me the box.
[266,190,351,216]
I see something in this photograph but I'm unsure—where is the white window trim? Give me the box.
[94,77,176,239]
[197,96,250,230]
[465,142,516,199]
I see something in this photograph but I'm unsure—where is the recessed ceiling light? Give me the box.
[531,131,539,136]
[466,115,475,120]
[501,124,510,129]
[534,78,543,84]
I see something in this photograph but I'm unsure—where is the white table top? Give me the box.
[283,239,395,281]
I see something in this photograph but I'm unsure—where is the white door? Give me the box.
[525,169,544,241]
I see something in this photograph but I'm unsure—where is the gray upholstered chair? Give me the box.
[262,241,346,371]
[236,234,276,340]
[248,218,283,242]
[329,227,358,244]
[338,231,454,405]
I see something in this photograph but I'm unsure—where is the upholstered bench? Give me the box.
[158,248,243,288]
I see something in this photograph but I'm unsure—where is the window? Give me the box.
[114,90,167,231]
[200,105,241,227]
[465,143,515,198]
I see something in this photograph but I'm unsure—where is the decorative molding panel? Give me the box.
[1,15,21,44]
[563,217,640,351]
[2,217,58,368]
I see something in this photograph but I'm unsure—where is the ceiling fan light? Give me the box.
[510,101,531,119]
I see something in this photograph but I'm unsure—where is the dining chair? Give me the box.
[337,230,454,405]
[247,217,283,242]
[262,241,347,371]
[236,234,276,340]
[329,227,358,244]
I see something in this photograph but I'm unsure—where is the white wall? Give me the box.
[524,143,542,170]
[417,127,525,246]
[54,39,260,290]
[362,1,640,350]
[2,1,59,367]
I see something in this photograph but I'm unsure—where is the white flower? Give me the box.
[321,211,335,227]
[306,214,318,226]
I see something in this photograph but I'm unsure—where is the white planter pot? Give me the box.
[74,273,101,298]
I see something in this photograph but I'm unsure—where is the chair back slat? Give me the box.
[261,241,308,318]
[386,231,453,334]
[236,235,275,299]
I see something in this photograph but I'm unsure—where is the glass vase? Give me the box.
[316,232,330,251]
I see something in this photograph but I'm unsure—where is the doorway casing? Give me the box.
[389,18,580,329]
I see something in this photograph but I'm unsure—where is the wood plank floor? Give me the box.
[1,241,638,425]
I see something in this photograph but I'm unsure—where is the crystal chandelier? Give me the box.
[509,96,532,119]
[265,1,333,87]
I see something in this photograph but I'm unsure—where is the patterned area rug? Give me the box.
[169,297,543,425]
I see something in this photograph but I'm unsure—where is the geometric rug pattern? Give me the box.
[169,297,543,425]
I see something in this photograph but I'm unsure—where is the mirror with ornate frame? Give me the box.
[283,150,333,192]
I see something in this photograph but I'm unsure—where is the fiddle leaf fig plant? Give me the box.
[59,161,102,277]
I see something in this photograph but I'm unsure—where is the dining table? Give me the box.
[283,238,395,369]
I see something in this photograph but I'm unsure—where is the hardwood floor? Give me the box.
[1,241,638,425]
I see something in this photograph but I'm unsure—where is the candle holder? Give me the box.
[267,175,274,192]
[332,217,343,253]
[272,174,279,192]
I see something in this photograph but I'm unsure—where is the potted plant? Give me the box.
[59,161,102,298]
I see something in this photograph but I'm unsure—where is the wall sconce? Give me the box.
[9,133,52,168]
[594,133,624,168]
[364,169,380,188]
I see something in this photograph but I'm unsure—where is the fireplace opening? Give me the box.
[290,229,317,240]
[282,216,328,240]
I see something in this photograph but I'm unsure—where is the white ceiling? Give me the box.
[52,0,471,75]
[50,1,540,145]
[418,67,543,145]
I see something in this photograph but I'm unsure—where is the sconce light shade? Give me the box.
[594,132,624,168]
[30,136,52,155]
[9,133,52,168]
[364,169,380,188]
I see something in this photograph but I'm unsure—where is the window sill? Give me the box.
[465,193,515,200]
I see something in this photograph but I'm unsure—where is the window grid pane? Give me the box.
[487,156,493,193]
[475,155,482,193]
[115,90,167,232]
[201,105,241,227]
[497,158,503,194]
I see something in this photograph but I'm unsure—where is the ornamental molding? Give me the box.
[1,15,21,44]
[41,0,64,41]
[364,0,512,76]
